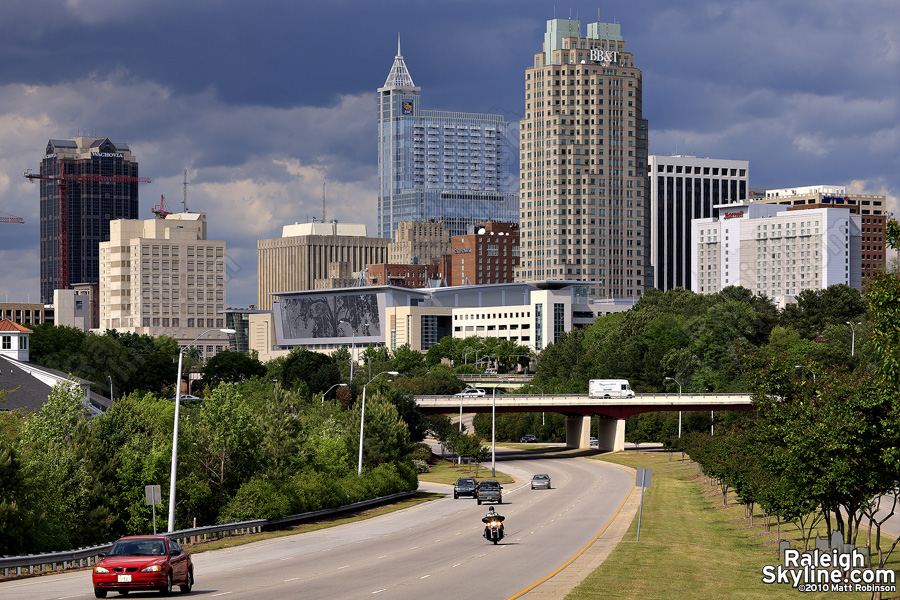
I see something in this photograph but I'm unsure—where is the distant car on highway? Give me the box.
[454,477,479,499]
[92,535,193,598]
[531,473,551,489]
[455,388,486,398]
[169,395,202,402]
[476,480,503,505]
[519,434,538,443]
[590,436,599,447]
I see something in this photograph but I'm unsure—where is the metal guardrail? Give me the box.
[0,490,415,578]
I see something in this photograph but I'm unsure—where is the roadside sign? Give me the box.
[636,468,652,541]
[145,485,162,506]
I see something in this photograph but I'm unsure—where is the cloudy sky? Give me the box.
[0,0,896,307]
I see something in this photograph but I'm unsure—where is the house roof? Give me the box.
[0,319,32,332]
[0,356,109,414]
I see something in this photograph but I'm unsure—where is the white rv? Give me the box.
[588,379,635,399]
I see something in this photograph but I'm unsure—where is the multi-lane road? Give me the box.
[0,452,636,600]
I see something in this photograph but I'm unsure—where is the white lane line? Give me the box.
[378,555,388,559]
[410,546,419,550]
[211,593,233,597]
[339,565,349,569]
[372,589,387,594]
[421,574,431,579]
[452,563,461,568]
[284,577,300,582]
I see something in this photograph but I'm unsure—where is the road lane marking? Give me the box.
[453,563,461,567]
[284,577,299,582]
[339,565,349,569]
[372,589,387,594]
[211,593,232,597]
[421,574,430,579]
[378,555,388,559]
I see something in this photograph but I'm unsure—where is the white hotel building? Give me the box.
[691,203,861,303]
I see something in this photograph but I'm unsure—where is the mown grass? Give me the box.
[568,451,899,600]
[417,457,517,486]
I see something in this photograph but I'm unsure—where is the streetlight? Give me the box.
[167,327,235,533]
[664,376,682,438]
[322,383,348,406]
[108,375,114,404]
[491,385,496,477]
[531,385,546,426]
[339,320,367,381]
[846,321,861,357]
[464,348,478,365]
[795,364,816,384]
[358,370,399,476]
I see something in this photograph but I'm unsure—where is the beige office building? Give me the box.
[516,17,650,299]
[257,221,389,310]
[387,220,450,266]
[98,213,230,359]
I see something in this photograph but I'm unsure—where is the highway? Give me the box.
[0,453,636,600]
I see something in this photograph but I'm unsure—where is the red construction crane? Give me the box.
[0,210,24,224]
[23,165,151,291]
[151,194,172,219]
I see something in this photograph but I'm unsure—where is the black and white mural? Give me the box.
[274,291,384,346]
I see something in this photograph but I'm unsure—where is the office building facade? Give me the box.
[98,213,230,360]
[387,220,450,266]
[750,185,886,284]
[691,202,861,302]
[450,222,520,286]
[649,155,749,291]
[516,18,650,299]
[257,221,389,310]
[37,137,142,303]
[377,40,517,241]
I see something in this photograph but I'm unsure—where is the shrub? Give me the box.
[219,478,291,522]
[409,442,433,463]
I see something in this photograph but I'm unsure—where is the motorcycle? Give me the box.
[482,514,505,544]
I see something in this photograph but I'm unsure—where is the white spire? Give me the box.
[380,33,420,93]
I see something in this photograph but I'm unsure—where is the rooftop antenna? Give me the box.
[182,169,189,212]
[322,182,326,222]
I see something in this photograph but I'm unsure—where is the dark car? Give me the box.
[476,480,503,505]
[519,434,538,443]
[454,477,479,499]
[531,473,551,490]
[92,535,193,598]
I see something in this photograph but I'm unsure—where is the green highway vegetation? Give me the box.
[570,451,898,600]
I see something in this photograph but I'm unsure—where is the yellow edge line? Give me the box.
[506,461,637,600]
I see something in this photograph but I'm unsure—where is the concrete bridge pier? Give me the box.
[565,415,625,451]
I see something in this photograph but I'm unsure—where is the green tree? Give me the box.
[358,392,411,471]
[282,347,341,393]
[202,350,266,387]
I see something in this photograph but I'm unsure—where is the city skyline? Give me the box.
[0,1,896,307]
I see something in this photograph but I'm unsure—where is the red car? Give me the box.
[92,535,193,597]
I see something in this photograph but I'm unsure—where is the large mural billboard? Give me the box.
[274,291,384,346]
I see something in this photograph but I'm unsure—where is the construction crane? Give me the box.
[0,210,24,224]
[151,194,171,219]
[23,165,151,291]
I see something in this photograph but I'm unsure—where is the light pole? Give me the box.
[358,370,399,476]
[795,364,816,384]
[321,383,348,406]
[464,348,478,365]
[846,321,861,357]
[108,375,114,403]
[339,320,364,381]
[167,327,235,533]
[491,385,496,477]
[531,385,546,426]
[665,377,682,438]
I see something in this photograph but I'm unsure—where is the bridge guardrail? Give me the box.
[0,490,414,578]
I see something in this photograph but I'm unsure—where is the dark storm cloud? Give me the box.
[0,0,896,306]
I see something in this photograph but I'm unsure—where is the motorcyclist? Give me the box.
[482,506,504,538]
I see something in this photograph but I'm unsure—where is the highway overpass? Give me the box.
[415,392,754,452]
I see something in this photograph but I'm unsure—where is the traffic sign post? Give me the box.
[635,467,652,541]
[145,485,162,535]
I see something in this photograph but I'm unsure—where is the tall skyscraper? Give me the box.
[377,39,517,241]
[649,155,749,291]
[515,18,649,299]
[36,137,142,303]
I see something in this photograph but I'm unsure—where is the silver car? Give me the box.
[531,473,551,490]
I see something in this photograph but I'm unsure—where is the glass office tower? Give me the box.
[377,39,517,240]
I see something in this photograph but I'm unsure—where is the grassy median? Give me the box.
[568,451,899,600]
